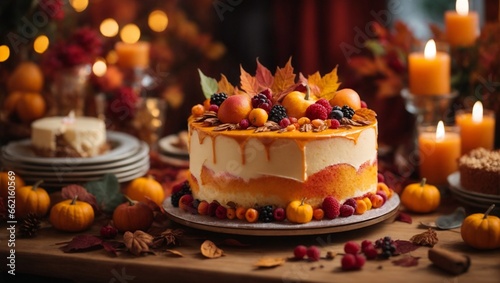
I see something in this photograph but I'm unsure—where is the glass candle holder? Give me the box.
[418,122,461,187]
[455,108,495,155]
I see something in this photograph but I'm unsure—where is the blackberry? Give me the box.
[259,205,274,222]
[210,92,228,106]
[170,181,191,207]
[341,105,355,119]
[268,105,287,123]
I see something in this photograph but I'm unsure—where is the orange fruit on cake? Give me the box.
[329,88,361,110]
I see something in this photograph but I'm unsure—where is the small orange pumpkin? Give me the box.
[401,178,440,213]
[461,204,500,250]
[112,195,154,233]
[286,199,313,224]
[124,175,165,206]
[16,180,51,218]
[49,195,95,232]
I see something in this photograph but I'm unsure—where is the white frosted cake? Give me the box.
[31,116,108,157]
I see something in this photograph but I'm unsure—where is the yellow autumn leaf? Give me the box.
[217,74,235,96]
[318,65,341,101]
[271,57,296,96]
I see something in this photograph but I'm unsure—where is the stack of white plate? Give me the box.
[1,131,149,189]
[448,172,500,210]
[157,133,189,168]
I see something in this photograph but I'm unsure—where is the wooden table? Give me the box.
[1,198,499,283]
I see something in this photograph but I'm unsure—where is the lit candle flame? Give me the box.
[456,0,469,16]
[436,120,445,141]
[472,101,483,123]
[424,39,436,59]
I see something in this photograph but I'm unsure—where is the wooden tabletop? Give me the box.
[1,197,499,283]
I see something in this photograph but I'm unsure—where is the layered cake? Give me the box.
[458,147,500,195]
[31,115,108,157]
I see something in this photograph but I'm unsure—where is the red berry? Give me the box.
[363,246,378,259]
[305,104,328,120]
[208,201,219,217]
[273,207,286,222]
[377,172,385,183]
[279,117,291,128]
[261,88,272,101]
[322,196,340,219]
[293,245,307,259]
[340,204,355,217]
[343,198,357,210]
[360,100,368,108]
[100,224,118,239]
[259,102,272,113]
[239,119,250,129]
[361,240,373,251]
[329,119,341,129]
[306,245,321,261]
[209,104,219,112]
[376,191,388,203]
[344,241,361,254]
[315,98,332,113]
[355,254,366,268]
[215,205,227,219]
[341,254,357,270]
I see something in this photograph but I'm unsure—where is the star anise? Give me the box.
[152,228,184,248]
[123,230,154,256]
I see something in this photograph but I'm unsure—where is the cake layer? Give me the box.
[31,116,107,157]
[188,120,378,208]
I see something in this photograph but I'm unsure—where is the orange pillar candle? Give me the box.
[456,101,496,154]
[445,0,479,47]
[409,40,450,95]
[419,121,461,186]
[115,41,150,69]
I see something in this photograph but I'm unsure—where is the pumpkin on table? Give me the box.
[400,178,441,213]
[49,195,94,232]
[112,195,154,233]
[124,175,165,206]
[16,180,50,218]
[461,204,500,250]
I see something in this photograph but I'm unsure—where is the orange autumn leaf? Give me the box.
[217,74,235,96]
[271,57,296,97]
[307,71,322,97]
[240,65,259,95]
[255,59,274,90]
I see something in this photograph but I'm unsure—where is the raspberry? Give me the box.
[305,104,328,120]
[340,204,355,217]
[322,196,340,219]
[279,117,291,128]
[377,172,385,183]
[268,105,287,123]
[355,254,366,268]
[363,246,378,259]
[306,246,321,261]
[215,205,227,219]
[208,104,219,113]
[341,105,355,119]
[344,241,360,254]
[293,245,307,259]
[210,92,228,106]
[239,119,250,129]
[361,240,373,251]
[273,207,286,221]
[341,254,357,270]
[315,98,332,113]
[329,119,341,129]
[343,198,357,210]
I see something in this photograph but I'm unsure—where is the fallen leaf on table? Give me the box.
[101,240,125,256]
[254,257,286,268]
[201,240,224,258]
[123,230,154,256]
[61,184,100,214]
[394,240,420,254]
[60,234,103,253]
[396,211,412,224]
[392,255,420,267]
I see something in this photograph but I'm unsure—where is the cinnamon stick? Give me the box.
[428,247,470,275]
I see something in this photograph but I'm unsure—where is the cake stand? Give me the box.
[163,194,400,236]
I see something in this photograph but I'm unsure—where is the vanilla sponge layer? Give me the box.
[188,120,378,208]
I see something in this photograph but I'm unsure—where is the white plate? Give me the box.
[3,131,140,165]
[164,194,400,236]
[157,153,189,168]
[2,142,149,172]
[447,172,500,201]
[158,133,188,157]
